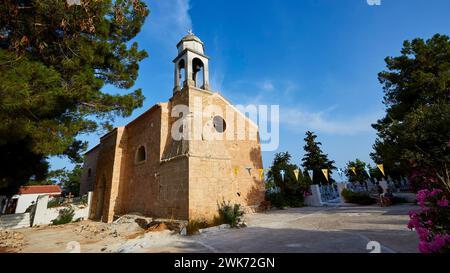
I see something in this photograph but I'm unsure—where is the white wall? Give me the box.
[14,193,59,213]
[304,185,323,206]
[14,193,40,213]
[38,206,90,224]
[32,192,92,226]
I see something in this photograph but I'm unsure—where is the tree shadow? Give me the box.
[164,225,419,253]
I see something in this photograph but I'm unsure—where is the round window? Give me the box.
[213,116,226,133]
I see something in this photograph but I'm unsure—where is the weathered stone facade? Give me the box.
[80,34,265,222]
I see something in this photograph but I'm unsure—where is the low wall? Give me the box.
[304,185,322,206]
[32,192,92,227]
[35,205,90,226]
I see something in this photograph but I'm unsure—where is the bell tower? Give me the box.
[173,30,210,93]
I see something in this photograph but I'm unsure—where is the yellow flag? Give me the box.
[258,168,264,179]
[349,167,356,175]
[234,167,239,176]
[321,169,329,182]
[293,169,300,181]
[377,164,385,176]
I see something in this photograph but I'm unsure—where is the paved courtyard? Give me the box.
[113,204,420,253]
[4,204,419,253]
[184,204,420,253]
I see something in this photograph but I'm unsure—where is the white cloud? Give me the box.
[144,0,192,47]
[261,80,274,91]
[223,78,380,136]
[280,107,383,135]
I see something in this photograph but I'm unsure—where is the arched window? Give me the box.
[213,116,226,133]
[178,59,186,88]
[136,146,146,163]
[192,58,204,89]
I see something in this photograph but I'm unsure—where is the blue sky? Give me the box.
[50,0,450,173]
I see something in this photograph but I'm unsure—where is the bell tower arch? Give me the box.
[173,30,210,93]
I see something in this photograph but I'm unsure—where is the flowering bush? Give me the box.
[408,188,450,253]
[408,170,440,193]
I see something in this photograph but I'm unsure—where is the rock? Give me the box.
[199,224,230,234]
[134,218,149,229]
[147,222,168,232]
[0,229,24,250]
[179,227,187,236]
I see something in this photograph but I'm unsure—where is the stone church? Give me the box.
[80,33,265,223]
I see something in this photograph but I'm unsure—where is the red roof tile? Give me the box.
[18,185,62,195]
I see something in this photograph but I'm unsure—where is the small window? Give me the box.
[87,168,92,177]
[136,146,146,163]
[213,116,226,133]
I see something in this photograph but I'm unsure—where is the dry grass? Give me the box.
[186,215,225,236]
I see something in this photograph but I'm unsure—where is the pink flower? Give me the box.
[418,241,431,253]
[408,211,418,218]
[437,199,449,207]
[416,227,429,240]
[408,217,420,229]
[446,235,450,243]
[428,235,447,252]
[416,189,430,206]
[430,189,443,197]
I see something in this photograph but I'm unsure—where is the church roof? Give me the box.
[177,33,204,47]
[18,185,62,195]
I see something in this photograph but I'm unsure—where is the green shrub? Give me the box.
[341,189,376,205]
[51,207,75,225]
[266,192,287,209]
[217,201,244,228]
[266,192,304,209]
[73,195,88,206]
[47,198,64,208]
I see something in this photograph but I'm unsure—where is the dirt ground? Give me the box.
[0,204,420,253]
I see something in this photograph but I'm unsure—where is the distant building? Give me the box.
[80,33,265,223]
[0,185,62,214]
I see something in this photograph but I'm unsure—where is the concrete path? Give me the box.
[146,204,420,253]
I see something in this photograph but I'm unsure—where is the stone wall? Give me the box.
[89,127,127,223]
[118,104,180,217]
[187,87,265,220]
[87,85,265,222]
[80,145,99,196]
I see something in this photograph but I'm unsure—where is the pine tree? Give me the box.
[345,159,382,185]
[371,34,450,191]
[0,0,149,196]
[266,152,309,207]
[301,131,336,185]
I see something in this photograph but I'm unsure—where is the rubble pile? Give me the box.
[0,229,25,252]
[74,222,115,239]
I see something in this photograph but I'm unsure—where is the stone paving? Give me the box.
[141,204,420,253]
[7,204,419,253]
